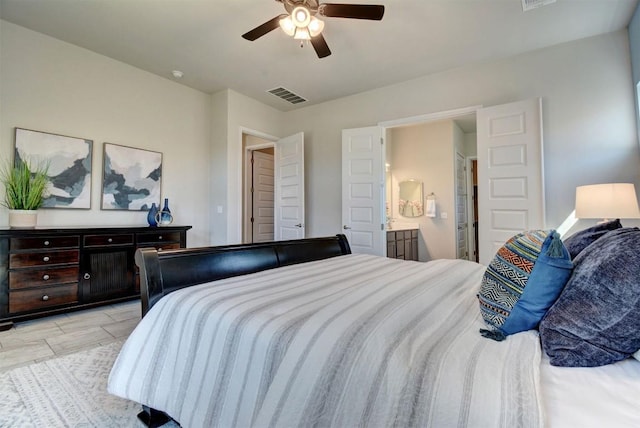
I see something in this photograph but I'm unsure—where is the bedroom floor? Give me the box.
[0,300,141,372]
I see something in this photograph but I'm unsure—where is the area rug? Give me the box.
[0,340,177,427]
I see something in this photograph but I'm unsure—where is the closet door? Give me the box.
[341,126,385,256]
[274,132,305,240]
[477,98,544,265]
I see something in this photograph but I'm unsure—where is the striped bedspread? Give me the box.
[108,254,542,428]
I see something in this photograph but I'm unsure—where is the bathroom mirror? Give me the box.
[398,180,424,217]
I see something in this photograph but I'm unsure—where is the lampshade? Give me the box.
[294,27,311,40]
[279,16,296,36]
[279,6,324,41]
[291,6,311,28]
[575,183,640,220]
[308,17,324,37]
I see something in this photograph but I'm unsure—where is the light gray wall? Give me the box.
[3,20,639,249]
[0,20,212,247]
[280,30,640,238]
[628,1,640,140]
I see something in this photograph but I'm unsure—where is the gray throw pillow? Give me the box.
[539,227,640,367]
[562,219,622,259]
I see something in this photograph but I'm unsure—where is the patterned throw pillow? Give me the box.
[477,230,573,341]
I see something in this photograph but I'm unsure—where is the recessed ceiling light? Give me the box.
[171,70,184,79]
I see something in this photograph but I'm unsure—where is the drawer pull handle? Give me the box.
[44,240,50,246]
[84,273,91,280]
[43,256,50,262]
[42,295,49,301]
[108,238,113,243]
[43,274,50,280]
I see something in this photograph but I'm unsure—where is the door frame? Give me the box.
[466,156,478,262]
[234,127,279,244]
[378,105,482,128]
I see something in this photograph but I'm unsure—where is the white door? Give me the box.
[477,98,545,265]
[252,150,274,242]
[455,151,468,260]
[341,126,385,256]
[274,132,305,240]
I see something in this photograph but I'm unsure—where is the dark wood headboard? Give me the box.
[134,234,352,316]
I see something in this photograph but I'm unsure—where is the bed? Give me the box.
[107,233,640,428]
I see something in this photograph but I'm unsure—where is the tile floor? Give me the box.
[0,300,141,372]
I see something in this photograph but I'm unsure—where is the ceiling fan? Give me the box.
[242,0,385,58]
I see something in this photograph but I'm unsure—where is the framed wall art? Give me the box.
[14,127,93,209]
[101,143,162,211]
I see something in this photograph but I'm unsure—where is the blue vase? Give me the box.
[158,198,173,225]
[147,203,158,227]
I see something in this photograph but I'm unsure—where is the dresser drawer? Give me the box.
[137,242,181,252]
[137,231,181,244]
[9,266,79,290]
[11,236,79,250]
[9,249,80,268]
[84,234,134,247]
[9,283,78,314]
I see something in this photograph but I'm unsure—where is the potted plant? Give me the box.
[1,160,49,228]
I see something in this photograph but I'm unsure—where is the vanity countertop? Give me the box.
[387,222,419,231]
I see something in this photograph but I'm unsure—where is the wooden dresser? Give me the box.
[0,225,191,330]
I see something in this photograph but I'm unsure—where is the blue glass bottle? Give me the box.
[158,198,173,225]
[147,203,158,227]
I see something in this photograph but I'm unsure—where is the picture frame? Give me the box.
[101,143,162,211]
[14,127,93,209]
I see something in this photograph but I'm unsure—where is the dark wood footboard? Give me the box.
[134,234,351,316]
[132,234,351,427]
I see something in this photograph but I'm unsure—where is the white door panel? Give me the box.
[342,126,385,256]
[275,133,305,240]
[477,98,544,265]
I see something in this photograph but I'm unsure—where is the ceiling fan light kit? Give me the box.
[242,0,385,58]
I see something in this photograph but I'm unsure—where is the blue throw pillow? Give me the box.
[563,219,622,259]
[477,230,573,341]
[539,227,640,367]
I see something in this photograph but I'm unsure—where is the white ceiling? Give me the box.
[0,0,637,113]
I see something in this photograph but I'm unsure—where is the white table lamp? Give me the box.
[575,183,640,222]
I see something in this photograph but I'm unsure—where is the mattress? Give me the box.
[541,353,640,427]
[108,254,543,427]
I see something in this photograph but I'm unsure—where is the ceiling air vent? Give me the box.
[268,87,307,105]
[522,0,556,12]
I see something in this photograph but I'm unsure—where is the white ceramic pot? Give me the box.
[9,209,38,228]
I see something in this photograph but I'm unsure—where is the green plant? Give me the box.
[1,160,50,210]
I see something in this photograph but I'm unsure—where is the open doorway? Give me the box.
[377,108,479,261]
[239,130,306,244]
[242,133,275,244]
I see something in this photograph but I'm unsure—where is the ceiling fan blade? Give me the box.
[319,4,385,20]
[310,33,331,58]
[242,15,286,41]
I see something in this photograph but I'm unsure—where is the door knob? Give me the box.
[295,223,303,228]
[343,225,351,230]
